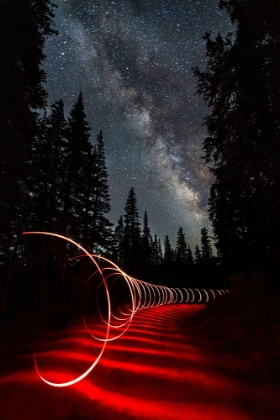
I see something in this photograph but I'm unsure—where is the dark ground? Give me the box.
[0,302,280,420]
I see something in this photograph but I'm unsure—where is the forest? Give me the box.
[1,0,280,328]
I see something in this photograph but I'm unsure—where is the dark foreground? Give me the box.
[0,304,279,420]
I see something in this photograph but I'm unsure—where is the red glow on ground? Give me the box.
[21,231,227,388]
[2,232,275,418]
[1,303,269,419]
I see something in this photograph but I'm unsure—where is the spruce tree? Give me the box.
[61,92,92,241]
[194,245,202,264]
[141,210,152,264]
[90,130,112,253]
[157,238,163,265]
[175,227,187,263]
[151,235,163,266]
[200,228,213,261]
[0,0,57,317]
[114,215,125,267]
[186,245,194,266]
[79,146,96,250]
[163,235,174,263]
[0,0,56,266]
[26,99,67,233]
[123,187,141,267]
[194,0,280,265]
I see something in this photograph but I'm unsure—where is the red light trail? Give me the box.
[22,231,229,388]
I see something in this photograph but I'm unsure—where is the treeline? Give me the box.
[0,0,58,319]
[114,187,215,273]
[0,88,214,271]
[3,0,280,321]
[0,0,222,323]
[194,0,280,279]
[25,94,113,255]
[113,186,218,285]
[1,89,217,282]
[0,93,113,283]
[0,90,221,323]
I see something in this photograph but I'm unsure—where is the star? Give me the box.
[44,0,233,249]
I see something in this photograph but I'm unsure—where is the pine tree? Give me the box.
[26,99,67,233]
[194,245,202,264]
[61,92,92,242]
[90,130,112,253]
[114,215,125,267]
[151,235,163,265]
[194,0,280,264]
[200,228,213,261]
[0,0,56,266]
[123,187,141,267]
[186,245,194,266]
[175,227,187,263]
[158,238,163,265]
[141,210,152,264]
[23,104,68,318]
[79,146,96,251]
[163,235,174,263]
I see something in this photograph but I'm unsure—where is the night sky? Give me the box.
[44,0,233,249]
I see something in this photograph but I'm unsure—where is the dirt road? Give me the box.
[0,304,279,419]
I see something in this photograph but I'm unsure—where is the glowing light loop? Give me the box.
[22,231,229,387]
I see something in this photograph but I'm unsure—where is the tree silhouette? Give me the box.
[60,92,92,244]
[0,0,56,315]
[123,187,141,269]
[26,100,67,234]
[194,0,280,267]
[141,210,152,264]
[175,227,187,263]
[194,245,202,264]
[114,215,125,267]
[186,245,194,266]
[163,235,174,263]
[0,0,56,267]
[90,130,113,254]
[151,235,163,265]
[200,228,213,261]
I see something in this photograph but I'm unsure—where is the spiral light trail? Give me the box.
[22,231,229,388]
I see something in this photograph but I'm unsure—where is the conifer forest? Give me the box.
[1,3,280,419]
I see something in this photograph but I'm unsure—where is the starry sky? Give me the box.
[44,0,233,250]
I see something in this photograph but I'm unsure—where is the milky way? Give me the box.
[44,0,233,249]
